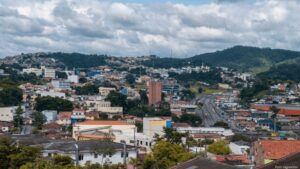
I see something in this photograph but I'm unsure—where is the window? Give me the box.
[126,152,128,157]
[140,141,143,145]
[103,154,106,158]
[145,142,148,146]
[109,154,112,157]
[79,154,84,161]
[94,154,98,158]
[48,153,52,157]
[121,152,124,157]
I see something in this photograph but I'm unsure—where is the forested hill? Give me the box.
[189,46,300,73]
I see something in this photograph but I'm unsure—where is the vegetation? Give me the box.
[258,63,300,82]
[208,140,231,155]
[168,70,222,85]
[172,113,202,127]
[40,52,107,68]
[13,106,24,132]
[31,111,46,129]
[125,74,135,86]
[143,140,193,169]
[213,121,229,129]
[231,134,251,142]
[240,79,269,103]
[75,85,99,95]
[0,87,23,107]
[35,96,73,112]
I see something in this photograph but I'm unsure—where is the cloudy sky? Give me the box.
[1,0,299,58]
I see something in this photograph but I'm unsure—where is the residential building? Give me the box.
[148,80,162,105]
[22,68,43,76]
[72,120,135,143]
[44,68,56,78]
[229,141,250,155]
[71,109,85,124]
[170,157,238,169]
[95,101,123,117]
[251,140,300,166]
[176,127,234,137]
[57,111,72,125]
[257,151,300,169]
[143,117,172,138]
[40,140,137,166]
[38,90,65,98]
[99,87,116,97]
[41,110,58,123]
[51,80,71,90]
[0,106,20,122]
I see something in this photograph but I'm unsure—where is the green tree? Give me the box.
[0,87,23,107]
[163,127,184,144]
[31,111,46,129]
[13,106,24,132]
[56,71,68,79]
[180,89,196,101]
[213,121,229,129]
[35,96,73,112]
[143,140,193,169]
[53,155,73,166]
[231,134,251,142]
[208,140,231,155]
[126,74,135,85]
[75,85,99,95]
[176,113,202,127]
[139,90,148,105]
[105,91,127,107]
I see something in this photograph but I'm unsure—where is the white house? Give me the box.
[41,110,58,123]
[229,141,250,155]
[0,106,21,122]
[176,127,234,137]
[41,140,136,166]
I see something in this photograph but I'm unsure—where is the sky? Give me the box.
[1,0,300,58]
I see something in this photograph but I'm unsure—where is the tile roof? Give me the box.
[74,120,132,126]
[170,157,238,169]
[279,109,300,116]
[58,111,72,120]
[256,151,300,169]
[259,140,300,160]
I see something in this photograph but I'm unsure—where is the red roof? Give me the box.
[74,120,131,126]
[216,155,251,164]
[58,111,72,120]
[279,109,300,116]
[259,140,300,160]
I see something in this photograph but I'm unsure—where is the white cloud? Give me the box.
[0,0,299,57]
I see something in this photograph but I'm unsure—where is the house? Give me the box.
[57,111,72,125]
[143,117,172,138]
[98,87,116,97]
[42,110,58,123]
[71,109,86,124]
[229,141,250,155]
[256,151,300,169]
[0,121,13,132]
[85,111,99,120]
[73,120,135,143]
[216,154,252,167]
[170,156,238,169]
[176,127,234,137]
[251,140,300,167]
[95,101,123,117]
[0,106,20,122]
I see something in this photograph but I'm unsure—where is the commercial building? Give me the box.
[22,68,43,76]
[51,80,71,90]
[143,117,172,138]
[148,80,162,105]
[44,68,56,79]
[95,101,123,117]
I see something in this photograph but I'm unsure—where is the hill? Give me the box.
[189,46,300,73]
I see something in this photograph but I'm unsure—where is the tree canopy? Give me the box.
[35,96,73,112]
[208,140,231,155]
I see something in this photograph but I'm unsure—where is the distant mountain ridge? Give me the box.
[189,45,300,73]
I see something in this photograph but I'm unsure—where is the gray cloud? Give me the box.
[0,0,300,58]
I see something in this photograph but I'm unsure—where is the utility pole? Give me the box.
[122,141,127,166]
[74,143,79,166]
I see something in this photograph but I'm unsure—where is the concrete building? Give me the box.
[176,127,234,137]
[143,117,172,138]
[42,110,58,123]
[229,141,249,155]
[22,68,43,76]
[71,109,86,124]
[44,68,56,79]
[57,111,72,125]
[99,87,116,97]
[41,140,136,166]
[148,80,162,105]
[95,101,123,117]
[51,80,71,90]
[73,120,135,143]
[39,91,66,98]
[0,106,19,122]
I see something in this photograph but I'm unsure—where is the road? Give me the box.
[196,95,225,127]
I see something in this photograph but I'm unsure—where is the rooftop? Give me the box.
[74,120,132,126]
[170,157,238,169]
[259,140,300,160]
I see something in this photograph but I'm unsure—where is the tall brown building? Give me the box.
[148,80,162,105]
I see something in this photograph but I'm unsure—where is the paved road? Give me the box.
[196,95,225,127]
